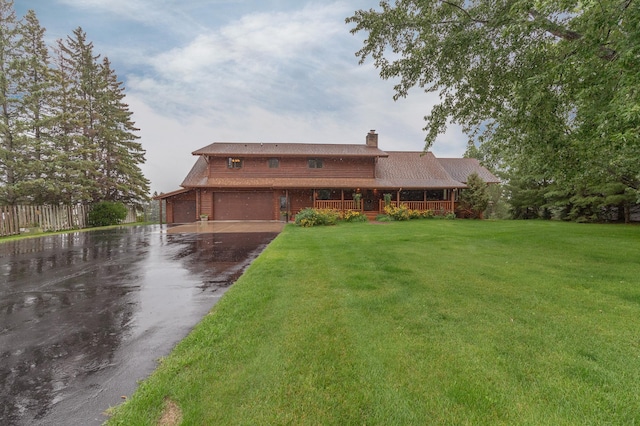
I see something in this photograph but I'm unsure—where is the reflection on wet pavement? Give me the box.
[0,225,278,425]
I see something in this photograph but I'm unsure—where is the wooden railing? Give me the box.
[380,200,454,214]
[312,199,455,214]
[314,200,362,211]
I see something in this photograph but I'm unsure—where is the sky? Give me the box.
[14,0,468,194]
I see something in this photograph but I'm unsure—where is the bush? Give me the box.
[294,208,340,227]
[88,201,128,227]
[341,210,368,223]
[384,204,410,221]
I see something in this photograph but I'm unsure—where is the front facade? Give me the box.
[157,131,499,223]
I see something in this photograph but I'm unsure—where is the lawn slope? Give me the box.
[107,220,640,425]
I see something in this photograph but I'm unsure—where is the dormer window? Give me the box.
[308,158,323,169]
[227,157,243,169]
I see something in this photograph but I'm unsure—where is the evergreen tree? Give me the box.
[458,172,490,219]
[56,27,102,203]
[15,10,56,204]
[0,0,22,204]
[95,57,149,205]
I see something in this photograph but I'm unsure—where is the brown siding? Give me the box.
[209,156,376,179]
[200,189,213,218]
[289,189,314,214]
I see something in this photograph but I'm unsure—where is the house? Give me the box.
[156,130,499,223]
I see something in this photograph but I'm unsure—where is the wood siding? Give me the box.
[208,156,376,179]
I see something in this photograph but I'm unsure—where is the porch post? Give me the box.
[450,189,456,213]
[313,188,316,209]
[341,189,344,211]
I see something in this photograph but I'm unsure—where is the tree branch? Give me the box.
[440,1,489,24]
[528,9,582,41]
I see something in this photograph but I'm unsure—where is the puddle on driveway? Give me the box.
[0,225,278,426]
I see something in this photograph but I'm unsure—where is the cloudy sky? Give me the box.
[14,0,468,194]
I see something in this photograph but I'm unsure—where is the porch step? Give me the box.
[364,211,380,221]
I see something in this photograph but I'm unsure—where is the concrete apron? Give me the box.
[167,220,286,234]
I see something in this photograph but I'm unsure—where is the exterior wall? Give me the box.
[209,156,376,179]
[289,189,314,214]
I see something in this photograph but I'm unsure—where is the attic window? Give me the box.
[227,157,243,169]
[308,158,323,169]
[268,158,279,168]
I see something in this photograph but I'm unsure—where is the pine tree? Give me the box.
[0,0,22,204]
[54,27,102,203]
[95,57,149,205]
[14,10,57,204]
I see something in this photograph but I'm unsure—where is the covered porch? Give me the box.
[311,188,458,216]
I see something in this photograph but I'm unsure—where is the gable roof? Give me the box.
[193,142,388,158]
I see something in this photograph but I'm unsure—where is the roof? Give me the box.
[438,158,500,184]
[153,187,191,200]
[179,151,495,190]
[375,152,464,189]
[192,142,388,158]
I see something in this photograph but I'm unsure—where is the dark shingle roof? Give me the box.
[192,142,388,158]
[375,152,464,189]
[438,158,500,184]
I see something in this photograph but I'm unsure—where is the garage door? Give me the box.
[173,200,196,223]
[214,192,273,220]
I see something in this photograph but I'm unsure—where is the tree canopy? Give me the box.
[348,0,639,221]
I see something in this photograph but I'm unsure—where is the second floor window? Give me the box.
[308,158,323,169]
[228,157,243,169]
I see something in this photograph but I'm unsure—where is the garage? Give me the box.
[213,192,274,220]
[172,200,197,223]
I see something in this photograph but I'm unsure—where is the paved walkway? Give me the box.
[166,220,287,234]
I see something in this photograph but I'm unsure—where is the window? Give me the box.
[268,158,279,168]
[227,157,243,169]
[308,158,323,168]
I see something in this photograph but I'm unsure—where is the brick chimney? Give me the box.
[366,130,378,147]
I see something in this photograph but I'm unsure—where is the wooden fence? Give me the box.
[0,204,139,237]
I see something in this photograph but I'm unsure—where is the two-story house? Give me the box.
[156,130,499,223]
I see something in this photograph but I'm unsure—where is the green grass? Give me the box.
[107,220,640,425]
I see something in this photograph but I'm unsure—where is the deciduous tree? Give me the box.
[348,1,639,221]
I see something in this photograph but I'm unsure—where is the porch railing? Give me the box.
[380,200,454,214]
[312,199,455,214]
[314,200,362,211]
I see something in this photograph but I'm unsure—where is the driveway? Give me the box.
[0,224,280,425]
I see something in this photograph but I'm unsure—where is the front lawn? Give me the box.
[107,220,640,425]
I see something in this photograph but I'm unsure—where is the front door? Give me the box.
[363,190,376,211]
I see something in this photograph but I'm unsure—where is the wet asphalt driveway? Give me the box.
[0,225,279,425]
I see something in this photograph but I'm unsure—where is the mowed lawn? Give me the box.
[108,220,640,425]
